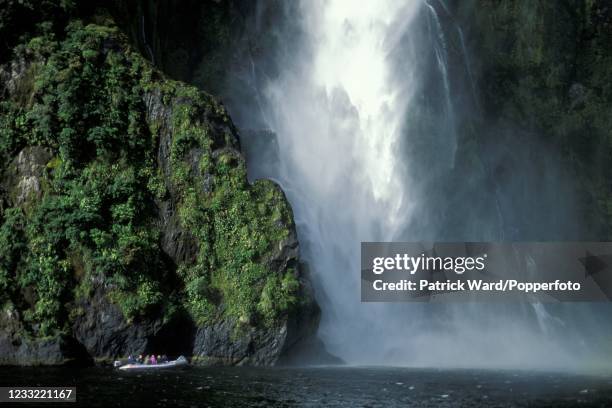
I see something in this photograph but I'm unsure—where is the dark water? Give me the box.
[3,366,612,407]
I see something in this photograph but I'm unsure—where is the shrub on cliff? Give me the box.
[0,15,300,341]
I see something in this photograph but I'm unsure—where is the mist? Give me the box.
[218,0,612,371]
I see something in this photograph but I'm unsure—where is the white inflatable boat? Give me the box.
[116,356,189,371]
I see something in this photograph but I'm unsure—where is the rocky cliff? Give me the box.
[0,2,319,366]
[451,0,612,239]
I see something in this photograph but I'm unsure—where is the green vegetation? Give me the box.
[164,81,295,325]
[0,10,299,340]
[457,0,612,238]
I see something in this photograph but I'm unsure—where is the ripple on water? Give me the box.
[2,366,612,407]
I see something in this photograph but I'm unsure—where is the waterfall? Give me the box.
[225,0,612,369]
[425,2,457,167]
[258,0,420,360]
[456,25,479,111]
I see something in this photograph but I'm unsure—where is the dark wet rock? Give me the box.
[160,212,199,265]
[145,90,201,267]
[0,334,92,366]
[71,287,195,362]
[192,292,318,367]
[277,336,344,366]
[0,305,91,366]
[192,259,320,366]
[71,287,159,361]
[192,319,284,366]
[277,262,326,364]
[266,227,299,275]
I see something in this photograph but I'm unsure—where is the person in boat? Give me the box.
[143,355,150,365]
[160,355,168,363]
[150,354,157,365]
[127,354,135,364]
[137,354,143,364]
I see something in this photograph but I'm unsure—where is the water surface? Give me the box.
[4,366,612,407]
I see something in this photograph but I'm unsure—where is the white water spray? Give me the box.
[262,0,421,361]
[231,0,612,369]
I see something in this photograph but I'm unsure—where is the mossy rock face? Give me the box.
[451,0,612,239]
[0,10,318,365]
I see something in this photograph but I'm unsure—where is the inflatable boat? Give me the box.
[116,356,189,371]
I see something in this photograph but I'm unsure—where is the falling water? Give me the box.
[425,1,457,166]
[259,0,420,360]
[226,0,612,369]
[456,25,479,111]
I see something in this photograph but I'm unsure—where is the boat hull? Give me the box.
[118,357,188,371]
